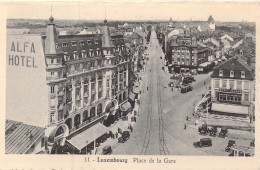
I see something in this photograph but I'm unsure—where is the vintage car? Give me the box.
[180,84,193,93]
[225,140,236,152]
[102,145,112,155]
[198,124,208,135]
[208,126,218,137]
[193,138,212,148]
[219,127,228,138]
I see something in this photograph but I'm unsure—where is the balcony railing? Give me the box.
[75,82,81,88]
[83,92,89,97]
[57,90,64,96]
[66,85,72,91]
[76,95,81,100]
[58,103,64,110]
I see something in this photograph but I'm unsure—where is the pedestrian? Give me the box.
[184,123,187,130]
[204,81,206,85]
[115,132,118,138]
[147,87,148,91]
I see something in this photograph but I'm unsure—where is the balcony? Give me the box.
[57,90,64,96]
[66,85,72,91]
[66,98,72,104]
[75,81,81,87]
[76,95,81,101]
[91,89,96,94]
[83,92,89,97]
[58,103,64,110]
[47,75,66,83]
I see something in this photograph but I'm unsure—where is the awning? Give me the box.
[121,102,132,112]
[66,123,107,151]
[211,103,248,115]
[129,91,136,101]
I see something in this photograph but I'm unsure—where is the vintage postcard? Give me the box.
[0,1,259,169]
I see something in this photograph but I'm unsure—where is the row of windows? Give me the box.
[219,70,245,78]
[214,79,249,90]
[61,40,100,47]
[218,93,249,102]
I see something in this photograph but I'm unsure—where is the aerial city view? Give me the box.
[5,3,255,156]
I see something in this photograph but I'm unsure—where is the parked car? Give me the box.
[225,140,236,152]
[219,127,228,138]
[102,145,112,155]
[208,126,218,137]
[122,131,130,141]
[198,124,208,135]
[118,137,125,143]
[180,84,193,93]
[250,139,255,147]
[193,138,212,148]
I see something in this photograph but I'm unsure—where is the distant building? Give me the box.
[167,35,198,73]
[210,56,255,122]
[197,15,215,32]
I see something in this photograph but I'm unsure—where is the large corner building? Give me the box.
[6,17,132,153]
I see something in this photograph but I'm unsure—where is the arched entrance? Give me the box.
[74,114,81,128]
[103,99,119,126]
[65,118,72,129]
[90,107,95,118]
[83,110,88,122]
[97,103,102,116]
[46,124,69,154]
[119,94,122,104]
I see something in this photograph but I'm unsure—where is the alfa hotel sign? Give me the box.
[8,41,38,68]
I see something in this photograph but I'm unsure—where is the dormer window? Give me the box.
[62,42,68,47]
[219,70,223,77]
[71,41,76,46]
[241,71,245,78]
[87,40,92,45]
[55,43,59,49]
[80,41,85,46]
[230,70,234,78]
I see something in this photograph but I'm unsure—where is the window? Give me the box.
[50,112,54,123]
[41,137,45,147]
[230,70,234,78]
[244,93,249,101]
[80,41,85,46]
[237,81,242,90]
[62,43,68,47]
[51,86,55,93]
[241,71,245,78]
[229,80,234,89]
[71,41,76,46]
[215,79,220,88]
[244,81,249,90]
[222,80,227,88]
[51,59,54,64]
[219,70,223,77]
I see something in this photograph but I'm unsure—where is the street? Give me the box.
[111,29,253,156]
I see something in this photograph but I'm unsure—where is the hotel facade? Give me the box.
[6,17,132,153]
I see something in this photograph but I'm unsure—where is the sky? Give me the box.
[3,1,259,22]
